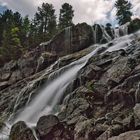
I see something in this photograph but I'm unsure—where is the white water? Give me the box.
[114,22,129,38]
[0,45,100,140]
[14,45,100,125]
[65,26,71,53]
[92,24,98,44]
[1,27,140,139]
[100,25,112,42]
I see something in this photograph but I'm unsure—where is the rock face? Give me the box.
[42,23,93,56]
[1,22,140,140]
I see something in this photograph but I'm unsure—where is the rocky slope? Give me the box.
[0,22,140,140]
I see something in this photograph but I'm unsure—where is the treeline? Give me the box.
[0,0,139,65]
[0,3,74,62]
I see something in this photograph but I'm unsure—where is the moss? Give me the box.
[86,81,94,91]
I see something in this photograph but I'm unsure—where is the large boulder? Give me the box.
[108,130,140,140]
[37,115,73,140]
[9,121,36,140]
[43,23,93,56]
[37,115,59,137]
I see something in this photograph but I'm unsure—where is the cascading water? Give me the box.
[65,26,71,53]
[92,24,97,44]
[1,27,140,140]
[92,24,112,43]
[0,45,101,140]
[13,46,100,124]
[114,22,130,38]
[100,25,112,42]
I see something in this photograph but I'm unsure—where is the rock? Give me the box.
[134,104,140,129]
[37,115,59,137]
[36,52,57,72]
[58,93,90,125]
[9,70,23,84]
[97,124,123,140]
[100,57,133,87]
[0,81,10,90]
[10,121,36,140]
[16,128,37,140]
[37,115,73,140]
[45,23,93,56]
[108,130,140,140]
[74,119,94,140]
[0,72,11,81]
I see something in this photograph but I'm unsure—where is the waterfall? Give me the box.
[92,24,112,44]
[114,22,130,38]
[0,28,140,140]
[114,28,120,38]
[12,45,100,125]
[65,26,71,53]
[100,25,112,42]
[0,45,99,140]
[92,24,97,44]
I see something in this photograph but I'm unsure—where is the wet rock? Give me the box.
[58,95,90,125]
[45,23,93,56]
[37,115,59,137]
[100,57,133,87]
[10,121,36,140]
[0,81,10,90]
[134,104,140,129]
[74,119,94,140]
[97,124,123,140]
[108,130,140,140]
[37,115,73,140]
[36,52,57,72]
[0,72,11,82]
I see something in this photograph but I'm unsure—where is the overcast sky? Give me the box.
[0,0,140,25]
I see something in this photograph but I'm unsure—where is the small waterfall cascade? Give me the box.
[100,25,112,42]
[114,27,120,38]
[92,24,98,44]
[114,22,130,38]
[0,28,140,140]
[92,24,112,44]
[65,26,72,53]
[0,45,99,139]
[13,45,100,125]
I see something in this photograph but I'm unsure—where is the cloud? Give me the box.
[0,0,139,25]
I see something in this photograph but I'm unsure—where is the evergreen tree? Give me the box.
[35,3,57,41]
[115,0,132,25]
[59,3,74,30]
[21,16,31,48]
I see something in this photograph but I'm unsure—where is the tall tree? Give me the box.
[20,16,31,48]
[35,3,57,41]
[59,3,74,30]
[115,0,132,25]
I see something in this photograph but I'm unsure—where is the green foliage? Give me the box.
[115,0,132,25]
[34,3,57,41]
[11,27,21,46]
[59,3,74,30]
[0,27,22,60]
[128,18,140,34]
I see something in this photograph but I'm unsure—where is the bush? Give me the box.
[128,18,140,34]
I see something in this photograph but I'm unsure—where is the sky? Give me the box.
[0,0,140,26]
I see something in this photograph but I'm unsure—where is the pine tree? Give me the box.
[59,3,74,30]
[115,0,132,25]
[35,3,57,41]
